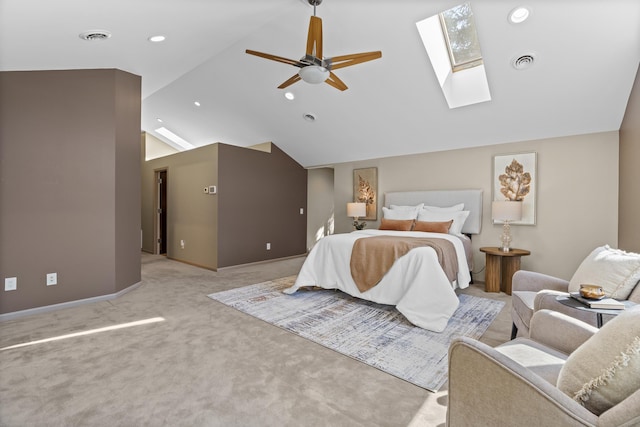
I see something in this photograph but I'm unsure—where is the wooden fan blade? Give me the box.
[325,72,348,91]
[328,51,382,71]
[277,74,302,89]
[246,49,304,68]
[306,16,323,59]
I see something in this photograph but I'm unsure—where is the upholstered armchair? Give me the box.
[447,308,640,427]
[511,246,640,338]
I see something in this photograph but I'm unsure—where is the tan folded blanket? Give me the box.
[350,236,458,292]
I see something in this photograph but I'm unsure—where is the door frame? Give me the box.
[153,169,168,255]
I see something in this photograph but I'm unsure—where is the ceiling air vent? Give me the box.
[79,30,112,41]
[303,112,317,122]
[512,54,535,70]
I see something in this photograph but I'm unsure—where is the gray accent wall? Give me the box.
[141,142,307,270]
[0,69,142,315]
[217,143,307,268]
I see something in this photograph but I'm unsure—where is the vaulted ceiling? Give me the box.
[1,0,639,167]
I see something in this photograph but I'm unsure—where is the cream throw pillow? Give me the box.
[568,245,640,299]
[557,306,640,415]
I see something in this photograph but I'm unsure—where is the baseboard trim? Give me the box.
[0,281,143,322]
[216,253,307,271]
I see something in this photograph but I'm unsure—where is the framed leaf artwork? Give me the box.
[353,167,377,221]
[493,152,536,225]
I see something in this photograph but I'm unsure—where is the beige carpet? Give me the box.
[0,253,511,427]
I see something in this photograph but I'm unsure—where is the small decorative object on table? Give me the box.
[578,284,605,300]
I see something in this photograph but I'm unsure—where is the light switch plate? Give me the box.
[47,273,57,286]
[5,277,17,291]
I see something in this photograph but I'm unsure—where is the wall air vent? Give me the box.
[79,30,112,41]
[512,54,536,70]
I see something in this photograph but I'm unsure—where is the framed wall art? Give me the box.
[353,167,377,221]
[493,152,537,225]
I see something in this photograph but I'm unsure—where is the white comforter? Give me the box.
[284,229,471,332]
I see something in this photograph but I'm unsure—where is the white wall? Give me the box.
[324,131,619,281]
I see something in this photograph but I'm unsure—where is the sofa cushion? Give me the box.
[568,245,640,299]
[556,306,640,415]
[496,338,568,385]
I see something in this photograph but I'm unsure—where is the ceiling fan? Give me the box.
[246,0,381,91]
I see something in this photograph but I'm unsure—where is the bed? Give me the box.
[284,189,483,332]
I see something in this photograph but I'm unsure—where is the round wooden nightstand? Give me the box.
[479,247,531,295]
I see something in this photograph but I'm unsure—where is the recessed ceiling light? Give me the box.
[148,35,166,42]
[79,30,112,41]
[156,118,163,123]
[194,101,201,107]
[284,92,295,101]
[509,7,530,24]
[303,112,316,122]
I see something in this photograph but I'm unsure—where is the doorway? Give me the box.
[154,169,167,255]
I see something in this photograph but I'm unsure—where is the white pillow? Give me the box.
[416,210,470,235]
[383,206,421,220]
[389,203,424,211]
[422,203,464,212]
[568,245,640,299]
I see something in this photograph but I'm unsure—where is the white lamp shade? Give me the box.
[299,65,329,84]
[347,202,367,218]
[492,200,523,221]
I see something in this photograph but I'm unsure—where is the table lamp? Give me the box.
[347,202,367,230]
[492,200,523,252]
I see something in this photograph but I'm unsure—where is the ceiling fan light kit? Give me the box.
[299,65,329,84]
[246,0,381,91]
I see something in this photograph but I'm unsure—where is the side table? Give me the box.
[480,247,531,295]
[556,295,636,328]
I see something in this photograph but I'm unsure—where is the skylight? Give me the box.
[416,2,491,109]
[155,127,195,151]
[439,3,483,72]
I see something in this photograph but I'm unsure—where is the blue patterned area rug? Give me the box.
[208,276,504,392]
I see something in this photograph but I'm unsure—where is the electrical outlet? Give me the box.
[266,243,271,250]
[300,208,304,214]
[180,239,185,249]
[47,273,57,286]
[5,277,17,291]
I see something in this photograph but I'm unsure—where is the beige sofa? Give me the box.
[447,308,640,426]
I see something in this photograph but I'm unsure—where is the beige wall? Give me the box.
[619,65,640,253]
[0,69,141,314]
[328,131,619,281]
[307,168,335,251]
[143,132,179,160]
[142,144,219,269]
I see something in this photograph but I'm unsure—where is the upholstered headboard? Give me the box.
[384,189,483,234]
